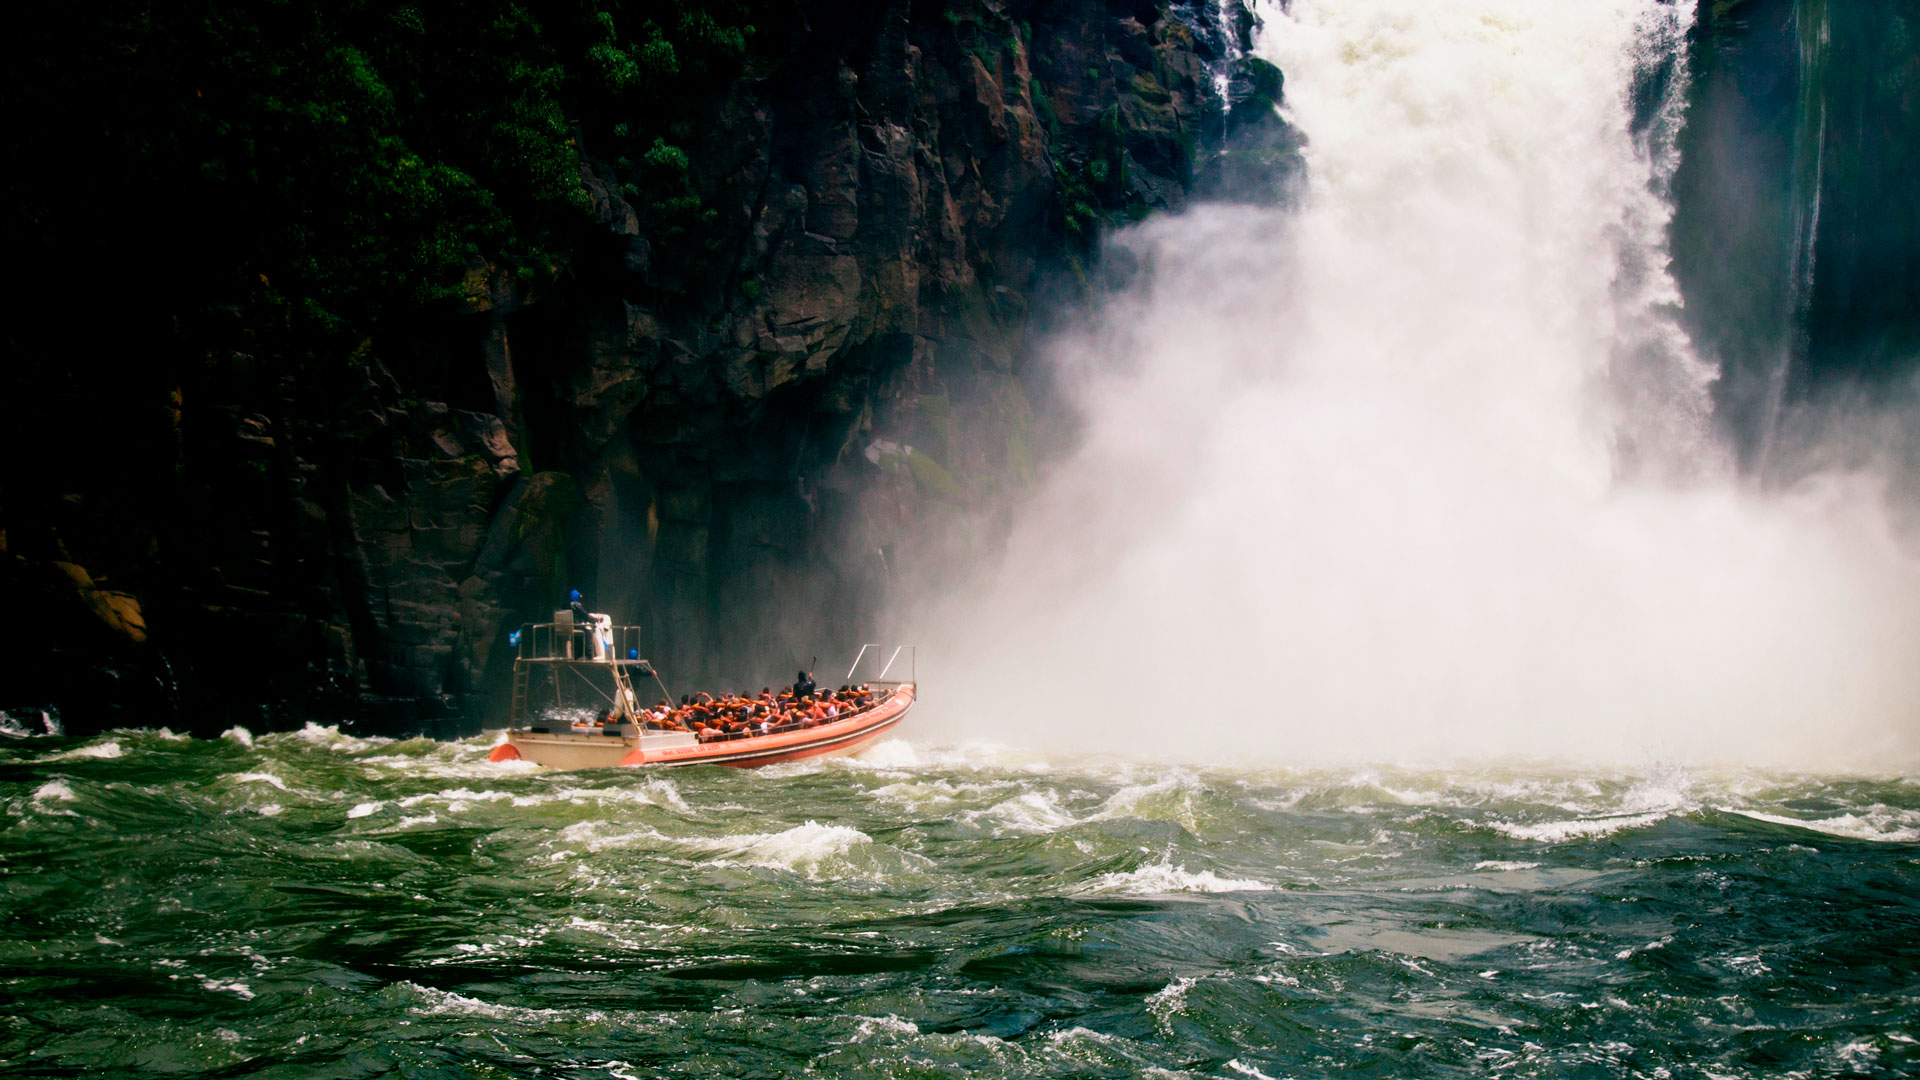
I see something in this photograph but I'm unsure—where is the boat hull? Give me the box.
[491,685,914,770]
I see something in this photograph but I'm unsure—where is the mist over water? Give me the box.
[929,0,1920,768]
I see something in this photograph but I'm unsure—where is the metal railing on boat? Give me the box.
[691,687,903,742]
[514,620,647,665]
[845,643,916,687]
[509,618,669,729]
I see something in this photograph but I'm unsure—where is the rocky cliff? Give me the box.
[1,0,1298,735]
[1670,0,1920,474]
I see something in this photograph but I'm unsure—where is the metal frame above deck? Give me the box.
[515,657,655,667]
[510,619,663,727]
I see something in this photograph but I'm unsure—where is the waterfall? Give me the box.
[928,0,1920,768]
[1760,0,1832,474]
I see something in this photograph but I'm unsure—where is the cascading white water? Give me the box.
[928,0,1920,768]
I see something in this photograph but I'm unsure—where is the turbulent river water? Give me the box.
[3,726,1918,1078]
[7,1,1919,1076]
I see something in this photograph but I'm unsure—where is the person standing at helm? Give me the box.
[569,589,592,658]
[793,668,816,701]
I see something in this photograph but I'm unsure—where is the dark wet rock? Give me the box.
[1197,56,1308,206]
[0,0,1272,737]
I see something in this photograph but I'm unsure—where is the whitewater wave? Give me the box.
[1721,806,1920,844]
[1145,976,1200,1029]
[975,790,1083,833]
[232,772,288,791]
[33,779,76,801]
[731,821,880,878]
[1078,856,1268,896]
[1486,812,1671,843]
[45,740,123,761]
[265,723,393,755]
[854,739,921,768]
[401,982,614,1025]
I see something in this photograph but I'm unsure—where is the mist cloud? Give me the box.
[917,0,1920,770]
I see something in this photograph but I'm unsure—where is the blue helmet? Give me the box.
[569,589,582,603]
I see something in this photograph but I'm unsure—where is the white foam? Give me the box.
[1722,806,1920,843]
[518,778,691,812]
[233,772,288,791]
[553,820,729,855]
[1078,857,1267,896]
[879,740,1055,774]
[1146,976,1198,1026]
[1618,763,1695,814]
[853,1015,922,1039]
[854,739,921,768]
[1474,860,1543,872]
[197,976,256,999]
[397,788,516,811]
[1047,1026,1121,1046]
[403,982,609,1024]
[256,804,283,817]
[1488,812,1669,842]
[1087,774,1204,830]
[978,790,1082,834]
[47,741,122,761]
[274,722,391,754]
[221,726,255,748]
[346,802,382,819]
[734,821,875,878]
[866,779,965,808]
[32,780,76,803]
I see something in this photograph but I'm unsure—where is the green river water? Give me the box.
[1,724,1916,1078]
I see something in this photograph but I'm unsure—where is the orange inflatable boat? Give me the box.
[489,683,914,770]
[487,619,914,770]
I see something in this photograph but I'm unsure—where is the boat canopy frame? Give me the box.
[509,618,669,728]
[845,643,916,688]
[515,619,647,666]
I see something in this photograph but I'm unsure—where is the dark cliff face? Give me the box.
[1670,0,1920,474]
[1,0,1296,736]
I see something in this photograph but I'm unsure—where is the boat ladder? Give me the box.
[510,662,531,726]
[609,662,640,720]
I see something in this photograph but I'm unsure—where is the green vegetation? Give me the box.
[904,449,959,498]
[1230,57,1284,131]
[7,0,772,366]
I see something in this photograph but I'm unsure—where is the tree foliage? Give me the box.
[4,0,769,364]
